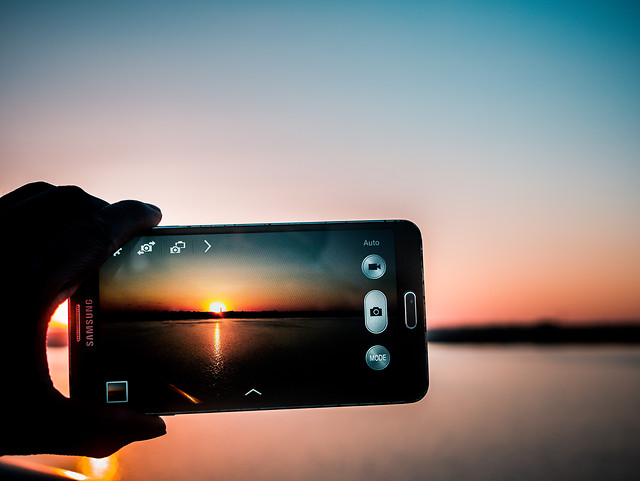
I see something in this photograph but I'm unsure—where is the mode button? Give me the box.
[366,345,390,370]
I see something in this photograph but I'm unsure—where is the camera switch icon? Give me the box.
[364,290,388,334]
[137,241,156,255]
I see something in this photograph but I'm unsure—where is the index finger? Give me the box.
[42,200,163,305]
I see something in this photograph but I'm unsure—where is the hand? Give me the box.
[0,182,166,457]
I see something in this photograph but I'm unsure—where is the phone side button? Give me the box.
[404,291,417,329]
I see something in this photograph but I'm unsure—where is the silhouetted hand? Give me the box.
[0,182,166,457]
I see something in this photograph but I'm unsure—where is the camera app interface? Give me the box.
[98,228,398,412]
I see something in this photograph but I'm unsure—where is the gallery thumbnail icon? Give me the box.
[106,381,128,403]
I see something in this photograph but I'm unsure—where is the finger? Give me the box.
[66,199,163,269]
[57,399,167,458]
[0,184,108,233]
[0,181,55,212]
[5,197,162,320]
[1,185,110,309]
[92,199,163,253]
[1,394,166,457]
[41,200,162,304]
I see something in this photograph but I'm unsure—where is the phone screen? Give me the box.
[70,221,427,414]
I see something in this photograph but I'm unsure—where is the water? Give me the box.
[22,344,640,480]
[99,317,402,411]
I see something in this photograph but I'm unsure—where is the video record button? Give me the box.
[362,254,386,279]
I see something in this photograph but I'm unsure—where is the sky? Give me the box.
[100,228,397,313]
[1,0,639,327]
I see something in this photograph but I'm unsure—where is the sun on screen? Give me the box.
[209,301,227,313]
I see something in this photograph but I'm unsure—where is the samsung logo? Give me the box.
[85,299,94,347]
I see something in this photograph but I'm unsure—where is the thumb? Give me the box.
[2,394,166,457]
[57,398,167,457]
[2,394,167,457]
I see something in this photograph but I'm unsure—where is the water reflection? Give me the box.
[212,322,222,371]
[204,321,225,385]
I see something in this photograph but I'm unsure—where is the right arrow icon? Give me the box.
[204,240,211,253]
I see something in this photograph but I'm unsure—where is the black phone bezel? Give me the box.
[69,220,428,414]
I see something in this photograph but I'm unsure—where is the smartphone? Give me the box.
[69,220,428,415]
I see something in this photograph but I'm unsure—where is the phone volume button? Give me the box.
[75,303,81,342]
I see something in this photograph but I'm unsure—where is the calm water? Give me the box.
[100,318,397,411]
[19,344,640,480]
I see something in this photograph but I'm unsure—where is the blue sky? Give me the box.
[1,1,639,324]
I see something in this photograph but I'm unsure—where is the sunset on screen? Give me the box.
[208,301,227,313]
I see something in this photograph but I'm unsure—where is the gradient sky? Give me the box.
[100,229,396,313]
[1,1,639,326]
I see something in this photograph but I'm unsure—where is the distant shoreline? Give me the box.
[48,319,640,347]
[428,323,640,344]
[102,309,361,322]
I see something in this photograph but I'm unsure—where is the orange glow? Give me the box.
[168,383,202,404]
[78,455,119,481]
[0,458,89,480]
[208,301,227,313]
[50,299,69,329]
